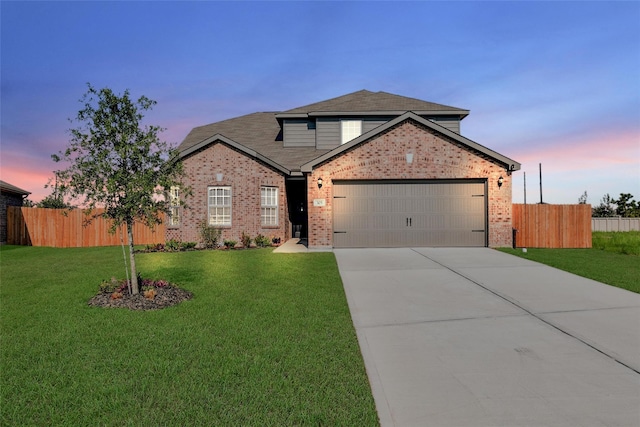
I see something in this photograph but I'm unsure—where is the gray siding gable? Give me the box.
[283,115,460,149]
[283,119,315,147]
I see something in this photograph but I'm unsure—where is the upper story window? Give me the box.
[341,120,362,144]
[208,186,231,226]
[261,186,278,226]
[169,186,180,226]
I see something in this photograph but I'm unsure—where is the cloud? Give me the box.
[509,128,640,204]
[0,160,53,203]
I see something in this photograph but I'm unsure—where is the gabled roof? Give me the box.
[301,112,521,173]
[178,112,331,174]
[178,90,518,175]
[0,180,30,196]
[276,90,469,119]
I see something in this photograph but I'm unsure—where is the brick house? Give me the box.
[167,90,520,249]
[0,180,30,245]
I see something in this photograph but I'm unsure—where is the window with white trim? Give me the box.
[341,120,362,144]
[208,186,231,226]
[261,186,278,226]
[169,186,180,226]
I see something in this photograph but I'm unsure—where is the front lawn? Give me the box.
[0,246,378,426]
[499,232,640,294]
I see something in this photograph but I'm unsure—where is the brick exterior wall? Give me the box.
[306,120,513,248]
[166,143,289,247]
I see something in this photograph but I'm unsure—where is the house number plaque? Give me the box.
[313,199,326,207]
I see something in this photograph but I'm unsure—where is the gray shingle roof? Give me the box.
[178,112,331,173]
[279,90,468,116]
[177,90,489,174]
[0,180,30,195]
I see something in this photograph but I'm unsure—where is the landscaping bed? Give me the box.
[88,282,193,310]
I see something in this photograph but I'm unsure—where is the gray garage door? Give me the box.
[333,180,487,248]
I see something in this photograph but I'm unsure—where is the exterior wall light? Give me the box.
[498,176,504,188]
[317,177,323,189]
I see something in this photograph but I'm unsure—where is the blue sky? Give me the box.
[2,1,639,205]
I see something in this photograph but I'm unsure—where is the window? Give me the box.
[261,186,278,226]
[169,186,180,226]
[341,120,362,144]
[208,186,231,226]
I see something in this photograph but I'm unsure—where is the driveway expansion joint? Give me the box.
[358,312,529,330]
[411,248,640,376]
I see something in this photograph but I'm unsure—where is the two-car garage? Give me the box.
[332,180,487,248]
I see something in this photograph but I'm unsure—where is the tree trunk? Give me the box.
[127,222,139,295]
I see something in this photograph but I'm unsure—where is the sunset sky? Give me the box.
[2,1,639,205]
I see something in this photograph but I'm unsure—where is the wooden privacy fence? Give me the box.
[7,207,166,248]
[512,204,592,248]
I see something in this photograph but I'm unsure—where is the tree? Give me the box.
[614,193,639,217]
[592,193,616,217]
[53,84,187,295]
[578,191,588,204]
[37,172,74,209]
[37,195,72,209]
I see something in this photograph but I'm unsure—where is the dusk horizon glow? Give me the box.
[2,1,639,206]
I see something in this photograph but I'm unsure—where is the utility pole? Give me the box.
[539,163,543,204]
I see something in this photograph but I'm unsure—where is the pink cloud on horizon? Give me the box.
[0,166,52,203]
[509,128,640,204]
[509,128,639,171]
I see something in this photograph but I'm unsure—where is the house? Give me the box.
[0,180,30,245]
[166,90,520,249]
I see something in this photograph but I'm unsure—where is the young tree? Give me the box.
[578,191,588,204]
[38,172,74,209]
[592,193,616,217]
[53,84,187,295]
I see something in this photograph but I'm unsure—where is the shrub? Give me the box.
[99,277,126,294]
[101,275,173,296]
[240,231,252,249]
[181,241,197,251]
[198,220,221,249]
[165,239,182,251]
[271,236,281,245]
[254,234,271,248]
[223,239,237,249]
[144,243,165,252]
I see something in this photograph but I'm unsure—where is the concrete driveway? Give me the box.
[335,248,640,427]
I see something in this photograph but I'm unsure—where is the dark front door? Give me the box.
[285,177,308,238]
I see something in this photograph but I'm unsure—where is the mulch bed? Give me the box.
[88,285,193,311]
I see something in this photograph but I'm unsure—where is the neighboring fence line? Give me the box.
[7,206,165,248]
[8,204,600,249]
[591,217,640,232]
[512,204,592,248]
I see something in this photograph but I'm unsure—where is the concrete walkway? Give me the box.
[272,238,310,253]
[335,248,640,427]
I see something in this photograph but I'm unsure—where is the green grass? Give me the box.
[592,231,640,255]
[500,231,640,294]
[1,246,378,426]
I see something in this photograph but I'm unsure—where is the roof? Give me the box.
[278,90,469,118]
[0,180,30,196]
[178,90,518,174]
[178,112,331,174]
